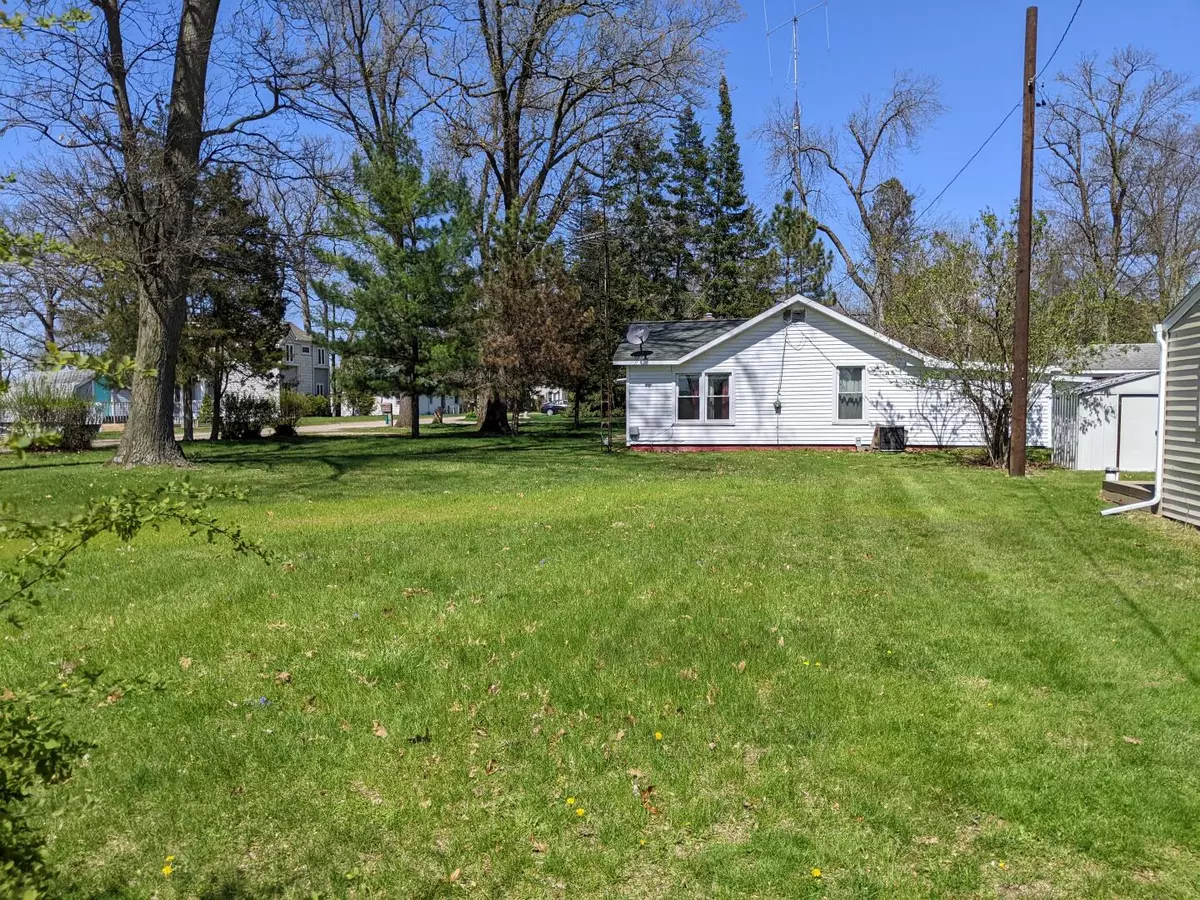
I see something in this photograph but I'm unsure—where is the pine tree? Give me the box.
[320,133,474,437]
[665,104,710,319]
[703,75,770,318]
[608,126,675,321]
[766,189,834,301]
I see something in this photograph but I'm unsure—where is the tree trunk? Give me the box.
[409,392,420,438]
[478,394,511,435]
[182,378,194,441]
[572,382,582,427]
[114,288,188,465]
[409,334,419,438]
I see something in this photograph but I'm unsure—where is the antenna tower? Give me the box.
[764,1,830,192]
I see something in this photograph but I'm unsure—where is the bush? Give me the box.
[302,393,331,418]
[3,382,98,451]
[274,390,306,437]
[341,388,375,417]
[197,393,213,425]
[220,393,275,439]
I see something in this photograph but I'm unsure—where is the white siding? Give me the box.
[625,309,1052,448]
[1162,308,1200,527]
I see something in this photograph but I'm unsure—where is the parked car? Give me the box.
[540,400,568,414]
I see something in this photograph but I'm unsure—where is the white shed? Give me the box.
[614,295,1052,450]
[1160,282,1200,527]
[1051,372,1159,471]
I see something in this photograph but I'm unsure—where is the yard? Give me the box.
[1,421,1198,898]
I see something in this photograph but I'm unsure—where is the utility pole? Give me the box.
[1010,5,1037,478]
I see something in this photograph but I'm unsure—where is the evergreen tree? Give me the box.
[608,126,675,321]
[703,75,770,318]
[665,104,711,319]
[181,167,286,441]
[766,189,834,301]
[321,134,474,437]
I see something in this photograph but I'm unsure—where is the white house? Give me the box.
[614,295,1051,450]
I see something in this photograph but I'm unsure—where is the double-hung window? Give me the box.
[836,366,864,421]
[706,373,731,421]
[677,373,732,423]
[317,348,326,365]
[285,343,295,363]
[677,374,701,420]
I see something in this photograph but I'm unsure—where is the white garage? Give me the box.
[1051,372,1160,471]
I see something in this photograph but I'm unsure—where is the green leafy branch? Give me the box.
[0,481,272,624]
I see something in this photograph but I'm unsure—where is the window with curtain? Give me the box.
[837,366,864,420]
[706,373,731,421]
[677,374,700,420]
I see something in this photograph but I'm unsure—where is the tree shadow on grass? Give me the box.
[1032,483,1199,686]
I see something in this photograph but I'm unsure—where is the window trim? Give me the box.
[833,364,868,424]
[674,371,735,426]
[317,348,326,365]
[301,344,311,354]
[285,343,295,363]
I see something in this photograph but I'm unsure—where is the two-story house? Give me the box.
[279,323,330,397]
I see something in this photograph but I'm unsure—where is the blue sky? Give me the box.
[717,0,1200,224]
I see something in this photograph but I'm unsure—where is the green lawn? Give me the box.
[297,415,385,426]
[2,423,1198,898]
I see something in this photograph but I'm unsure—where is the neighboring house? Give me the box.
[1072,343,1160,380]
[1052,371,1159,471]
[534,386,568,407]
[372,394,463,417]
[4,368,131,423]
[279,323,330,397]
[1159,282,1200,528]
[614,294,1052,450]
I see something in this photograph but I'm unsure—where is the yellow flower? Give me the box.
[162,864,174,877]
[814,662,821,667]
[998,861,1007,869]
[566,797,575,806]
[576,807,586,817]
[165,855,175,863]
[811,867,822,878]
[654,731,663,741]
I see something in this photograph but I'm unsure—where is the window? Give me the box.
[317,348,325,365]
[677,374,700,420]
[837,366,864,421]
[315,383,326,397]
[285,343,295,362]
[301,345,310,354]
[706,373,731,421]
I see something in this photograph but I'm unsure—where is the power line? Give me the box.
[914,0,1084,225]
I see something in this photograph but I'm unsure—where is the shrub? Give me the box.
[274,390,306,437]
[342,388,375,417]
[219,393,275,439]
[3,381,98,451]
[303,393,332,418]
[197,393,213,425]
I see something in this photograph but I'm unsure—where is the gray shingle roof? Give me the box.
[1078,343,1159,373]
[612,318,746,364]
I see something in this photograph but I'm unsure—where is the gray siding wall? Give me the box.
[1163,307,1200,527]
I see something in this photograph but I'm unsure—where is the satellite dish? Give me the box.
[626,324,650,345]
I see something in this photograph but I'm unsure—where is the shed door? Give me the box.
[1117,395,1157,472]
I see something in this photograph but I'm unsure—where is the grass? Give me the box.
[1,421,1198,898]
[297,415,384,426]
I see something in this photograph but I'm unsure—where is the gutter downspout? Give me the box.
[1102,323,1167,516]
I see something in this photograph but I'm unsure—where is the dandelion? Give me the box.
[811,868,822,878]
[166,855,175,863]
[998,861,1007,870]
[162,864,174,877]
[566,796,575,806]
[654,731,663,741]
[576,807,586,817]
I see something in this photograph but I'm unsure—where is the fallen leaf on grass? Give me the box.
[274,671,292,685]
[530,836,548,853]
[639,785,660,815]
[352,780,383,805]
[373,721,388,738]
[179,657,193,670]
[447,868,461,883]
[485,759,499,775]
[1123,735,1143,745]
[355,674,378,687]
[733,660,746,673]
[100,690,123,707]
[0,689,16,702]
[267,621,289,630]
[488,682,501,695]
[303,696,318,713]
[339,721,352,732]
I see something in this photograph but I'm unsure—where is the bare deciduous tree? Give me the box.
[1042,47,1200,340]
[760,73,942,327]
[0,0,302,464]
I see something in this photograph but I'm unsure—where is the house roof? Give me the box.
[1074,342,1160,373]
[1066,370,1159,395]
[1163,280,1200,332]
[12,367,94,393]
[286,322,313,342]
[612,295,938,367]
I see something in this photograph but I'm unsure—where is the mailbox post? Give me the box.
[381,402,393,427]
